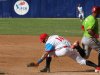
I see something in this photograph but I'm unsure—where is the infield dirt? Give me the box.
[0,35,99,75]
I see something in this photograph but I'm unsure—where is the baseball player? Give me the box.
[27,33,98,72]
[77,4,84,21]
[76,6,100,72]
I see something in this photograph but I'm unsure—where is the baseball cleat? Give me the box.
[95,67,100,73]
[71,41,79,49]
[40,67,50,72]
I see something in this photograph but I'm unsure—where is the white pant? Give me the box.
[49,47,86,65]
[81,36,100,58]
[78,12,84,19]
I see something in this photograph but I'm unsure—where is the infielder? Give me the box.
[77,6,100,72]
[77,4,84,21]
[27,33,97,72]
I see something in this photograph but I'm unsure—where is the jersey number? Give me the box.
[56,36,64,42]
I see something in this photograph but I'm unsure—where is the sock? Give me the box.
[86,60,97,68]
[46,57,52,68]
[75,45,86,58]
[98,52,100,67]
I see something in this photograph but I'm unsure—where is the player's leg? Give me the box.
[71,41,87,58]
[78,14,81,19]
[40,55,52,72]
[41,45,71,72]
[81,13,84,20]
[82,44,92,59]
[98,49,100,67]
[72,40,92,59]
[78,13,83,21]
[55,47,68,57]
[79,14,82,21]
[86,60,97,68]
[89,38,100,67]
[40,47,68,72]
[81,37,92,59]
[90,38,100,72]
[46,57,52,69]
[71,41,86,58]
[95,48,100,72]
[66,49,97,68]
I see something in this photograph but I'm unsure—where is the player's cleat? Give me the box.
[40,67,50,72]
[71,41,79,49]
[95,67,100,73]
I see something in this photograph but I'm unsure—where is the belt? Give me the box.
[63,46,68,48]
[56,46,69,50]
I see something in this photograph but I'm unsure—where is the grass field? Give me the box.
[0,18,100,36]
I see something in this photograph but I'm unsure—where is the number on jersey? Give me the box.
[56,36,64,42]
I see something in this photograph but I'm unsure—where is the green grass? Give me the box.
[0,18,100,36]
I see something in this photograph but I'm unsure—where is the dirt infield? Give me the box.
[0,35,99,75]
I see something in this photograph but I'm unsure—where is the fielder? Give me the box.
[77,4,84,21]
[77,6,100,72]
[27,33,97,72]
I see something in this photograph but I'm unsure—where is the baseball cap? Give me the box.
[92,6,100,13]
[40,33,48,42]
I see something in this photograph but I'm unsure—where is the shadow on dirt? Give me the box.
[0,72,5,75]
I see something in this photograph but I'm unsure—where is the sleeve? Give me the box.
[45,43,55,52]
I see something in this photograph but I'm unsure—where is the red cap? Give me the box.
[40,33,48,42]
[92,6,100,13]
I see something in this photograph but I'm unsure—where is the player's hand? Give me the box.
[27,62,39,67]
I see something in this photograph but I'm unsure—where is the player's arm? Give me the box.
[87,28,99,38]
[37,51,49,65]
[27,51,50,67]
[87,29,95,37]
[87,19,96,37]
[27,43,54,67]
[36,43,54,66]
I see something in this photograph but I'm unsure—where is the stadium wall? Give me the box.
[0,0,100,18]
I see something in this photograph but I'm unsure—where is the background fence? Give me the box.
[0,0,100,18]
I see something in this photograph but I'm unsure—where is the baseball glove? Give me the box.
[27,62,39,67]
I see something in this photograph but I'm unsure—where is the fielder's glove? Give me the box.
[27,62,39,67]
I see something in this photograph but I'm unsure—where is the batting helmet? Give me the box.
[92,6,100,13]
[40,33,48,43]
